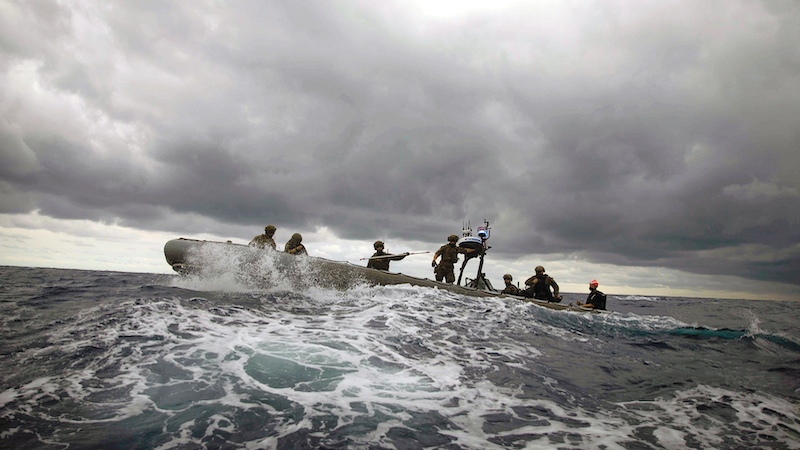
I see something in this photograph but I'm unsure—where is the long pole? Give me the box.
[359,251,429,261]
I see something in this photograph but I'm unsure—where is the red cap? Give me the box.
[589,280,599,287]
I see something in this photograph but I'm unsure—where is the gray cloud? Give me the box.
[1,0,798,290]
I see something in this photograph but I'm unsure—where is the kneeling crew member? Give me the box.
[366,241,408,271]
[522,266,562,302]
[577,279,606,310]
[501,274,520,295]
[431,235,476,284]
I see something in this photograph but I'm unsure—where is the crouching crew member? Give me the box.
[577,279,606,310]
[285,233,307,255]
[522,265,562,302]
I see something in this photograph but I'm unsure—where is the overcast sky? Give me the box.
[1,0,798,300]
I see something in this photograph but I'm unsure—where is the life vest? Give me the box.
[587,290,607,310]
[437,244,461,266]
[533,274,553,299]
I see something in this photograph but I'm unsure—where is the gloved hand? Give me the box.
[431,261,437,268]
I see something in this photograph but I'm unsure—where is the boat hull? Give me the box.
[164,238,602,313]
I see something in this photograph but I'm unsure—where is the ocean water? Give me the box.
[1,255,799,449]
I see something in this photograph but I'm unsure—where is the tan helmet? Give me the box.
[503,274,513,281]
[535,265,545,273]
[292,233,302,242]
[448,234,459,242]
[265,225,276,234]
[374,240,384,250]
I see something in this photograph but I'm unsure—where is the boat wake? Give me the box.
[2,266,798,449]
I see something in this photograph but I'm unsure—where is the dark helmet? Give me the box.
[265,225,276,234]
[535,265,545,273]
[292,233,302,242]
[374,240,384,250]
[448,234,459,242]
[503,274,513,281]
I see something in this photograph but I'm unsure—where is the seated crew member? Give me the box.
[284,233,307,255]
[500,274,520,295]
[521,265,562,302]
[249,225,277,250]
[431,234,477,284]
[577,279,607,310]
[366,241,408,271]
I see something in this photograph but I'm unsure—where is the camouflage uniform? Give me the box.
[285,233,307,255]
[249,234,276,250]
[250,225,277,250]
[432,241,471,284]
[501,284,520,295]
[366,241,406,271]
[366,251,407,271]
[522,272,560,301]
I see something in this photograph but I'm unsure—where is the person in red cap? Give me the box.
[577,279,607,310]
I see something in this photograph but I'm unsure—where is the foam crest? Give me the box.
[2,275,798,449]
[618,385,800,449]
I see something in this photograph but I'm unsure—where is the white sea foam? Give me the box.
[4,278,798,449]
[618,385,800,450]
[619,295,660,301]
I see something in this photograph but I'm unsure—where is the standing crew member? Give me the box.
[501,274,520,295]
[522,266,562,302]
[577,280,607,310]
[431,235,476,284]
[366,241,408,271]
[249,225,277,250]
[285,233,307,255]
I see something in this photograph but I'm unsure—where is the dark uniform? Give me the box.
[432,235,473,284]
[250,225,277,250]
[366,241,407,271]
[522,266,560,301]
[285,233,307,255]
[501,274,520,295]
[584,289,607,310]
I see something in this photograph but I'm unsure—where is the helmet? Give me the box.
[292,233,302,242]
[589,279,599,287]
[448,234,459,242]
[535,265,545,273]
[503,274,513,280]
[265,225,276,234]
[374,240,384,249]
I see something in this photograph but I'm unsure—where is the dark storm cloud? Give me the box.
[1,0,798,287]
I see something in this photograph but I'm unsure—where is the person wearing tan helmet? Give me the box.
[577,279,606,310]
[284,233,307,255]
[500,274,520,295]
[431,234,476,283]
[366,241,409,271]
[250,225,277,250]
[522,265,562,302]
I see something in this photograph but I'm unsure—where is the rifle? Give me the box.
[359,251,430,261]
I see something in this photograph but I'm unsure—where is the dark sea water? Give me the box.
[1,262,799,449]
